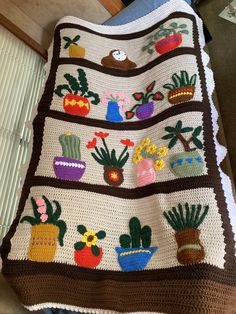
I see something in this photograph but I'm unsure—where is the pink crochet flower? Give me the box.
[37,206,47,214]
[36,198,45,207]
[40,213,48,223]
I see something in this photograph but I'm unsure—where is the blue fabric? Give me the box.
[43,2,193,313]
[104,0,192,26]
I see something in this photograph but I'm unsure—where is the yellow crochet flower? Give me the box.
[134,145,143,155]
[157,147,169,158]
[132,154,142,164]
[146,144,157,154]
[154,159,165,171]
[82,230,97,247]
[141,137,151,147]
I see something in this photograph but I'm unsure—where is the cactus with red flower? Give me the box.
[86,132,134,186]
[125,81,164,120]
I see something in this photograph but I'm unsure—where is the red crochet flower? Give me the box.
[86,138,97,149]
[95,132,109,139]
[120,139,135,147]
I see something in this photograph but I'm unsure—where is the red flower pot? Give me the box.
[63,94,90,116]
[155,34,182,54]
[74,246,103,268]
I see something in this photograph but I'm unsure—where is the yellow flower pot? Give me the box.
[28,224,59,262]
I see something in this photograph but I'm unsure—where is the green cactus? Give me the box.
[119,217,152,249]
[59,132,81,160]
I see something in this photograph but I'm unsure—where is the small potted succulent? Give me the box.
[53,132,86,181]
[63,35,85,58]
[142,22,189,55]
[163,71,197,104]
[132,137,169,187]
[163,203,209,265]
[125,81,164,120]
[86,131,134,187]
[74,224,106,268]
[162,120,204,177]
[100,91,128,122]
[20,196,67,262]
[54,68,100,116]
[116,217,157,272]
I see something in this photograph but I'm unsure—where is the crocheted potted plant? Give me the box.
[53,132,86,181]
[132,137,169,187]
[54,68,100,116]
[163,71,197,104]
[125,81,164,120]
[163,203,208,265]
[116,217,157,272]
[20,196,67,262]
[74,224,106,268]
[142,22,189,55]
[162,120,204,177]
[86,132,134,187]
[101,91,126,122]
[63,35,85,58]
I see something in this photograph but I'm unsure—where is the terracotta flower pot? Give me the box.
[69,44,85,58]
[168,86,195,104]
[63,94,90,116]
[103,166,124,187]
[28,224,59,262]
[136,101,154,120]
[175,228,205,265]
[136,158,156,187]
[115,247,157,272]
[53,156,86,181]
[155,33,182,54]
[169,151,204,178]
[74,246,103,268]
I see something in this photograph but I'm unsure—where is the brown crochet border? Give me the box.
[1,11,236,312]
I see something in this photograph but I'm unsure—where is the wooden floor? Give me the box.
[0,0,112,56]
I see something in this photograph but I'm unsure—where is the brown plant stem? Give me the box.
[176,133,196,152]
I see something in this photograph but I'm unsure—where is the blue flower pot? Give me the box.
[106,101,123,122]
[115,246,157,272]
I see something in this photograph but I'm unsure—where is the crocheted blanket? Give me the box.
[1,1,236,313]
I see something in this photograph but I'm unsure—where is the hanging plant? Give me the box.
[142,22,189,55]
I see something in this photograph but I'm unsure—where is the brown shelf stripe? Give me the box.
[56,47,196,77]
[32,175,219,199]
[45,101,204,130]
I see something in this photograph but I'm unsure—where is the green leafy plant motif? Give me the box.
[86,132,134,187]
[162,120,203,152]
[142,22,189,55]
[116,217,157,272]
[162,121,204,177]
[119,217,152,249]
[163,203,209,264]
[54,68,100,117]
[125,81,164,120]
[20,196,67,262]
[21,196,67,246]
[163,71,197,104]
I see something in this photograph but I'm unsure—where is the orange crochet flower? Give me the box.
[120,139,135,147]
[86,138,97,149]
[95,132,109,139]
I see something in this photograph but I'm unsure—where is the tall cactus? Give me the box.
[120,217,152,249]
[59,132,81,160]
